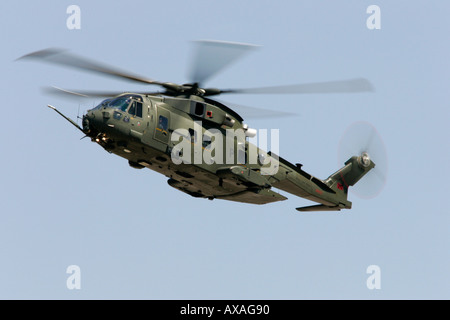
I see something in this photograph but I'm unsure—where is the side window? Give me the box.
[237,143,247,164]
[203,135,212,149]
[128,101,143,117]
[136,102,143,118]
[158,115,168,131]
[194,103,205,116]
[188,128,196,143]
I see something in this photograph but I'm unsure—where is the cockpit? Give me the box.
[93,94,143,118]
[109,96,131,111]
[92,98,112,110]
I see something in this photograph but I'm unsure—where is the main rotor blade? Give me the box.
[189,40,259,85]
[220,78,374,95]
[18,48,164,86]
[42,86,161,99]
[217,99,297,120]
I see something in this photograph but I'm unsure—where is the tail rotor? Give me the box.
[338,121,388,199]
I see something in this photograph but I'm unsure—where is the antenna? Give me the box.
[77,104,81,125]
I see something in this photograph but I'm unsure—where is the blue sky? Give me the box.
[1,1,449,299]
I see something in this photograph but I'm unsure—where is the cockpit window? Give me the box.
[127,101,143,118]
[93,95,143,115]
[128,102,136,115]
[93,98,112,110]
[109,96,131,112]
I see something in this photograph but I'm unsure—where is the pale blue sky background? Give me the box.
[1,1,448,299]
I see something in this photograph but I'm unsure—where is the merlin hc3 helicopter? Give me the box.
[19,40,384,211]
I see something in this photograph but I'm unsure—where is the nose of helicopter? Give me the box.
[82,107,112,132]
[82,108,102,132]
[82,113,91,132]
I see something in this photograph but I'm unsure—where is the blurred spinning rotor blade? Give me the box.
[42,86,161,99]
[217,99,296,119]
[18,48,164,86]
[220,78,374,95]
[338,121,388,199]
[189,40,259,85]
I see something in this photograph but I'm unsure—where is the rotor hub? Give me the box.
[359,152,371,168]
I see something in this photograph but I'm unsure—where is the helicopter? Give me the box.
[18,40,379,212]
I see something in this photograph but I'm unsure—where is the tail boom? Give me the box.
[270,153,375,211]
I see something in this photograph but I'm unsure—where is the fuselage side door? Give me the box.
[126,99,145,140]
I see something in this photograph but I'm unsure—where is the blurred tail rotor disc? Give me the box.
[338,121,388,199]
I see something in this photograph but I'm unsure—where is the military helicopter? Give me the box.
[19,40,382,212]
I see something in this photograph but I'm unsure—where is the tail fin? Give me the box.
[325,152,375,196]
